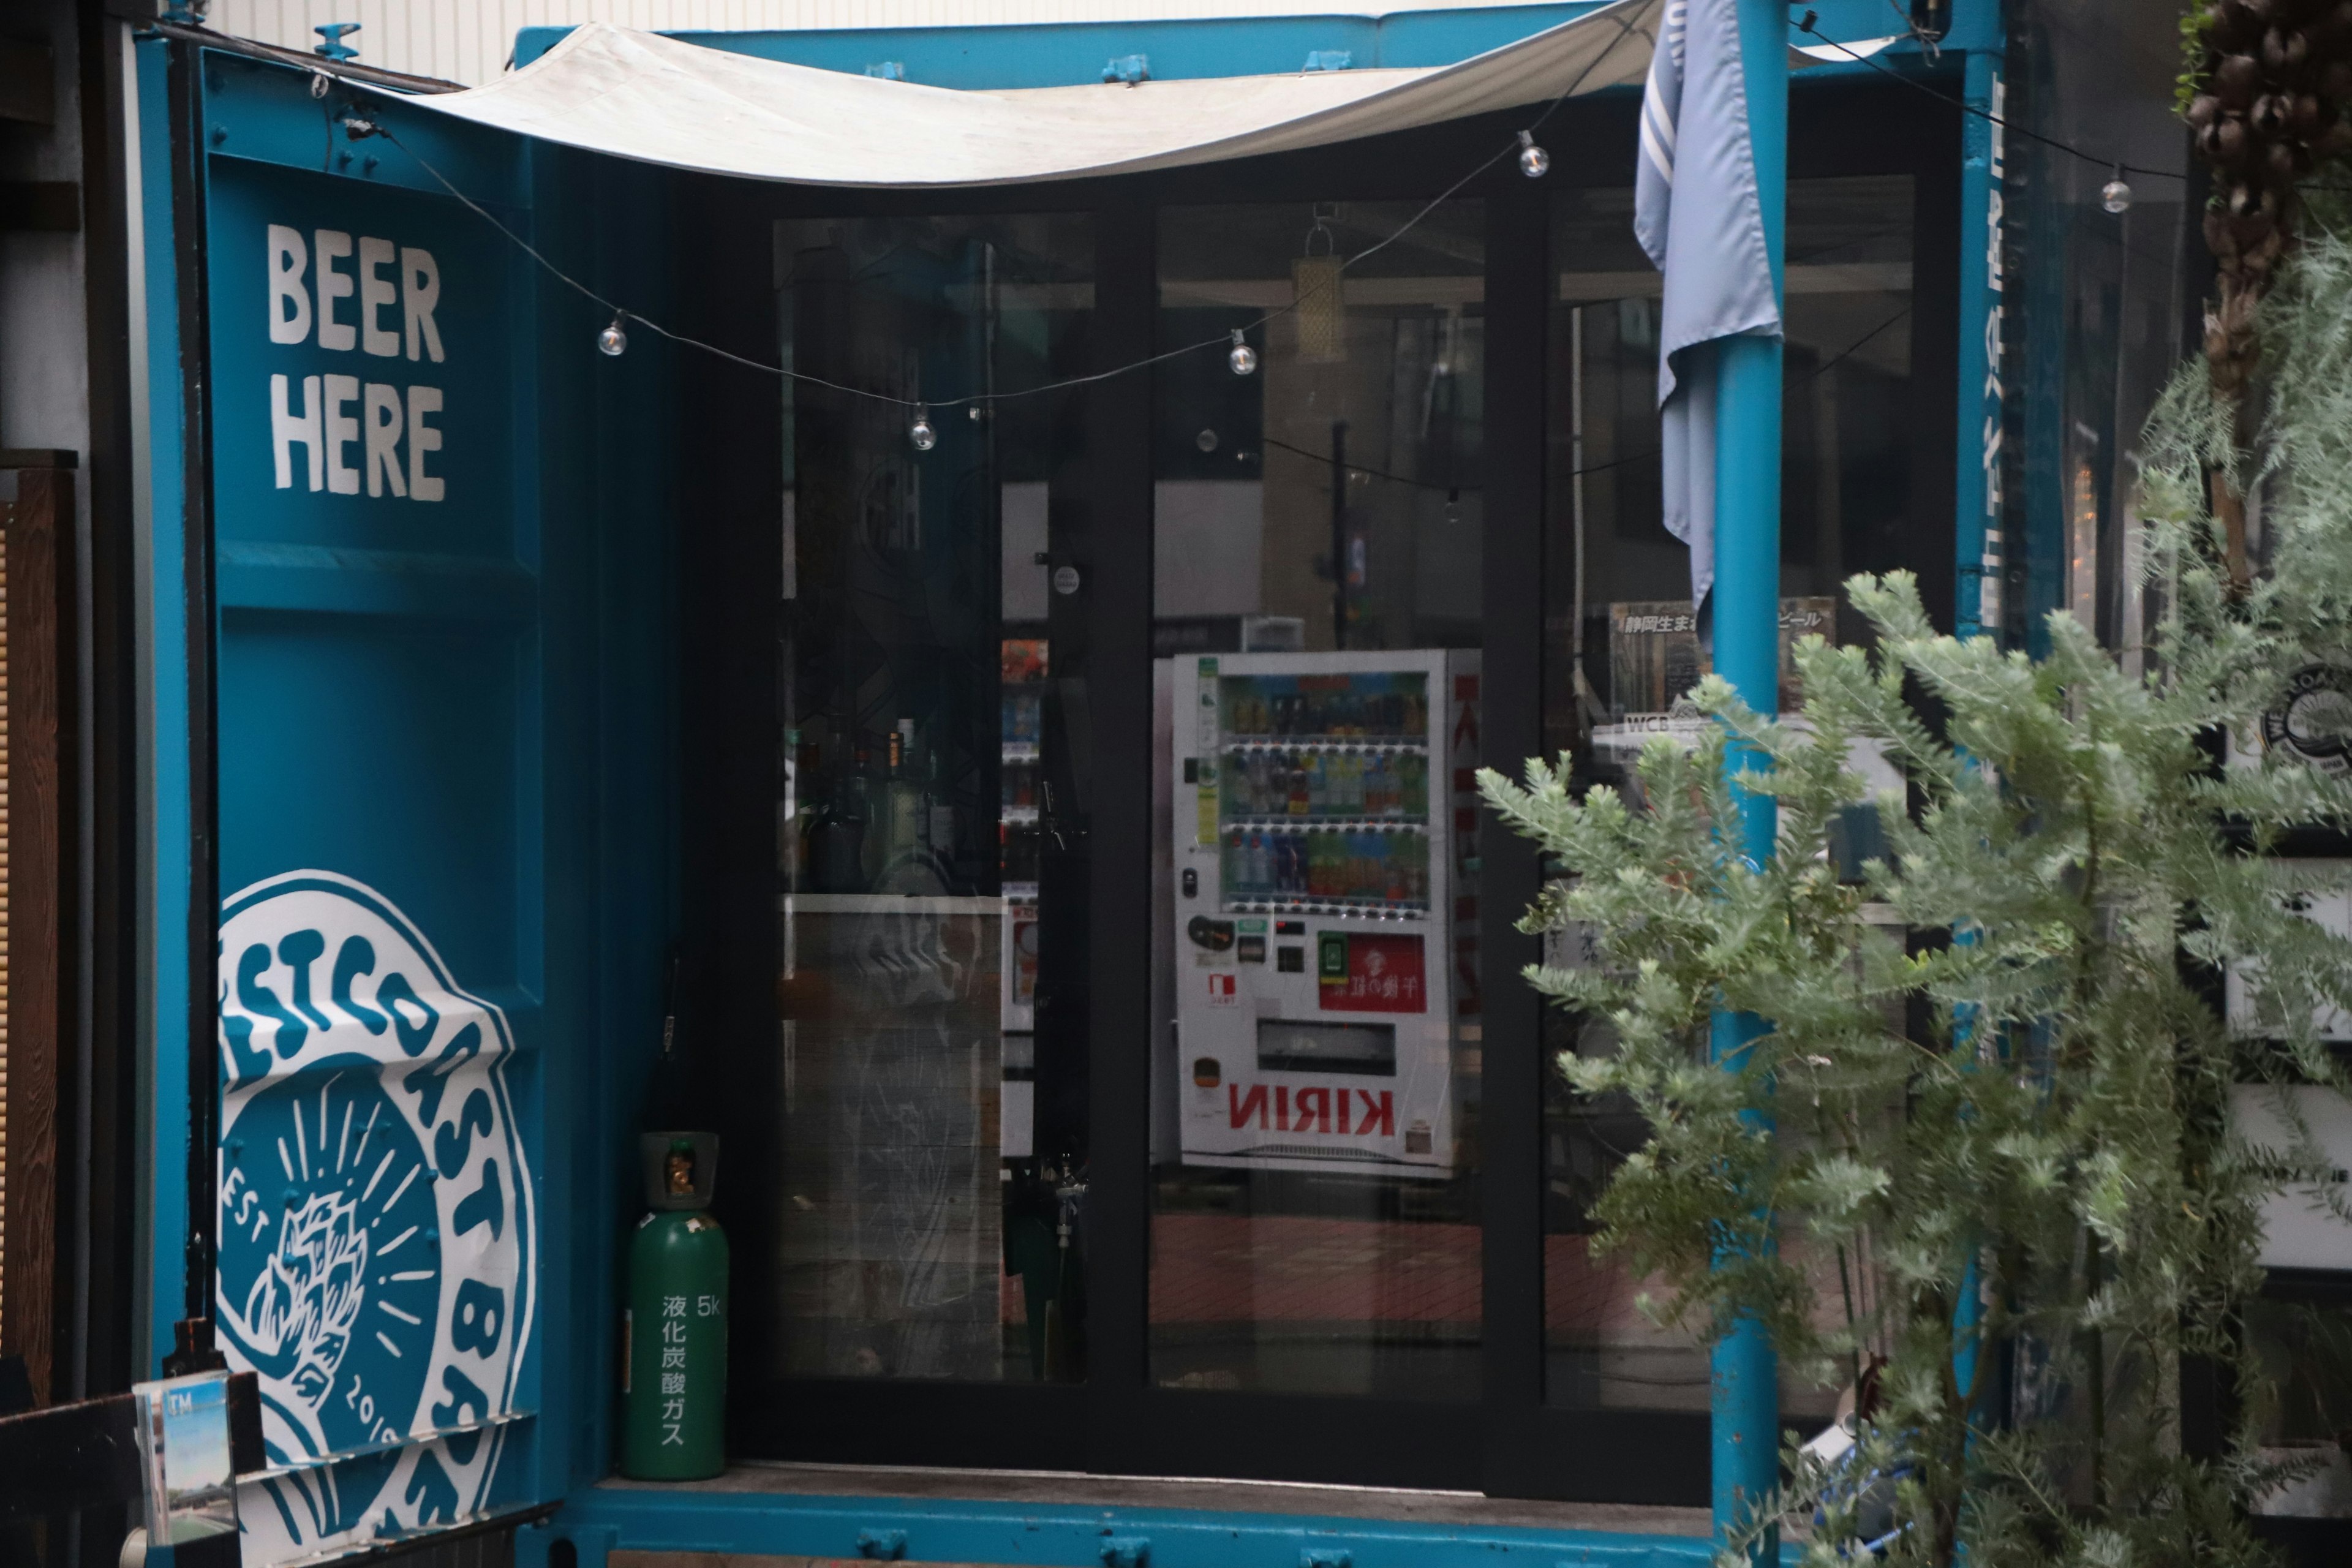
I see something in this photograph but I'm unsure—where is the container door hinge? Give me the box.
[1100,1537,1151,1567]
[856,1529,908,1561]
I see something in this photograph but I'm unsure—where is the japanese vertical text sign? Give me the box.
[205,148,540,1562]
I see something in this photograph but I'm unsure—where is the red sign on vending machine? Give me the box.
[1317,933,1427,1013]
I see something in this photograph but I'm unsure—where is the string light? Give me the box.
[353,5,1647,407]
[247,13,2212,421]
[2101,164,2133,215]
[1518,130,1551,179]
[909,404,937,451]
[1793,12,2187,190]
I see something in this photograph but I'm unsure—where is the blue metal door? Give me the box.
[145,41,660,1561]
[207,143,545,1560]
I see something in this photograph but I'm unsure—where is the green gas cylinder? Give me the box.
[622,1133,728,1480]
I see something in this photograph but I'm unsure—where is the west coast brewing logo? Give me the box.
[216,872,533,1558]
[2262,665,2352,776]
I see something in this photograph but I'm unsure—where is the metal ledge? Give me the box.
[531,1464,1734,1568]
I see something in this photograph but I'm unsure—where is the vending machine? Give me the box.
[1167,649,1480,1177]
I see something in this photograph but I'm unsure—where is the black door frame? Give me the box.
[675,75,1959,1504]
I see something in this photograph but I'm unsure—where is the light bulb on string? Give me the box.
[1518,130,1550,179]
[910,404,937,451]
[597,312,628,356]
[2100,165,2133,215]
[1229,330,1258,377]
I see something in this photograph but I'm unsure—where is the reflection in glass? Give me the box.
[1539,178,1920,1416]
[1150,200,1485,1400]
[772,214,1091,1382]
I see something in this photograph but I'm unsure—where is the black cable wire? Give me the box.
[1544,303,1915,483]
[1262,435,1452,491]
[347,3,1648,412]
[1792,10,2188,183]
[344,9,1959,428]
[1261,301,1913,493]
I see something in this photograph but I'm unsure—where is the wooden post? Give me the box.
[0,461,66,1407]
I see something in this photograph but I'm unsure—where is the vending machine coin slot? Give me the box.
[1187,916,1235,951]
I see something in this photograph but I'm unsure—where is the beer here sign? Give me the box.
[263,224,450,502]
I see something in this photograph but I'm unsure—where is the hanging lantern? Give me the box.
[1292,207,1346,364]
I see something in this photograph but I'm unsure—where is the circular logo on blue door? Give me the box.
[216,872,533,1559]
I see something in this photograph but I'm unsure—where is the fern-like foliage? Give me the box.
[1481,229,2352,1567]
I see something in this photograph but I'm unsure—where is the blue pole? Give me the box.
[1710,0,1786,1558]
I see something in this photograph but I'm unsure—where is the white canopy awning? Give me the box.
[395,0,1664,187]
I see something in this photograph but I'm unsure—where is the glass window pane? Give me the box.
[1541,176,1920,1416]
[1150,200,1485,1400]
[772,214,1093,1382]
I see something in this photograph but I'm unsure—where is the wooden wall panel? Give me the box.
[0,467,64,1406]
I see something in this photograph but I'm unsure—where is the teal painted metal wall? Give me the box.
[135,26,193,1387]
[137,32,675,1555]
[513,0,2002,89]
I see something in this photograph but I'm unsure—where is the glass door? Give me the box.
[767,214,1096,1385]
[703,89,1954,1498]
[1148,198,1488,1403]
[1540,176,1921,1424]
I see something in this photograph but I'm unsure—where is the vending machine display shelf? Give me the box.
[1001,805,1040,826]
[1222,737,1429,754]
[1218,815,1429,832]
[1225,899,1429,919]
[1003,741,1041,763]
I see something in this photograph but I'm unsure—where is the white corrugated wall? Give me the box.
[206,0,1555,86]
